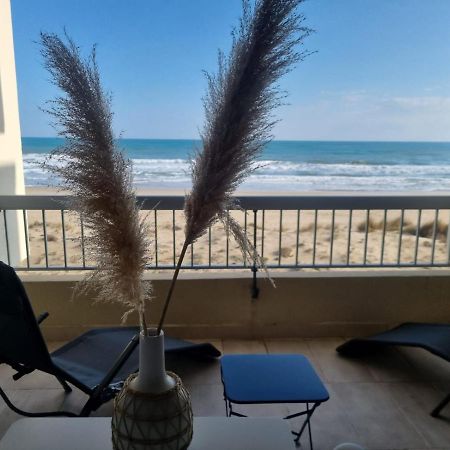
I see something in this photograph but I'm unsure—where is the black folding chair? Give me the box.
[337,322,450,417]
[0,261,220,417]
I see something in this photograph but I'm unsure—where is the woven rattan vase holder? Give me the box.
[111,330,193,450]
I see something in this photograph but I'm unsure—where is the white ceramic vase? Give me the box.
[111,329,193,450]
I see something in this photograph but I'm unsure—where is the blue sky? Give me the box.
[10,0,450,141]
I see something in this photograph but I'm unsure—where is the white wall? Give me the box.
[0,0,26,265]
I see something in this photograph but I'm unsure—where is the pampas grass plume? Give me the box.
[41,33,152,334]
[158,0,312,332]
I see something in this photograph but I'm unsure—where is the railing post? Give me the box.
[250,209,259,299]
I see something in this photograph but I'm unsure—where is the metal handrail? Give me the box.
[1,194,450,210]
[1,194,450,273]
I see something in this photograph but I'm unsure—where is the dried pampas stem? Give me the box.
[41,32,152,335]
[157,0,312,333]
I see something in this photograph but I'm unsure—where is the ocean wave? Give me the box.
[243,174,450,191]
[256,160,450,177]
[22,153,450,191]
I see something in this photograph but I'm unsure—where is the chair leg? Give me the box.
[80,388,106,417]
[0,386,77,417]
[79,398,97,417]
[431,393,450,417]
[56,376,72,393]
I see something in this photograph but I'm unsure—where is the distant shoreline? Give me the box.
[25,186,450,197]
[25,186,339,196]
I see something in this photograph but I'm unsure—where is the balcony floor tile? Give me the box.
[0,337,448,449]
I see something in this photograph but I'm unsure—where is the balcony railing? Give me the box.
[1,194,450,272]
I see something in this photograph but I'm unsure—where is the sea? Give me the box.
[21,137,450,192]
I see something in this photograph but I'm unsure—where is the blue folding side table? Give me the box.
[220,354,329,449]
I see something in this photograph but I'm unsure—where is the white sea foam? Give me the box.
[22,153,450,191]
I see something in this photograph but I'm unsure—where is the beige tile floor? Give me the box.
[0,338,449,450]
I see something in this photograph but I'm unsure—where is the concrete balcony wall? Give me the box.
[0,0,26,265]
[20,270,450,341]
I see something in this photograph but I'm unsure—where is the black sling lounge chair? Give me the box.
[0,261,220,417]
[337,322,450,417]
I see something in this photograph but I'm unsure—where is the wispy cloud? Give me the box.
[389,96,450,108]
[275,90,450,141]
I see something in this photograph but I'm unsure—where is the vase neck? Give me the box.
[131,329,175,393]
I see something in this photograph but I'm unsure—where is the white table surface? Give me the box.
[0,417,295,449]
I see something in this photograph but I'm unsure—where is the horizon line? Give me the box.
[21,136,450,144]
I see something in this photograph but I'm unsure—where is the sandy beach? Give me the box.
[22,186,449,270]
